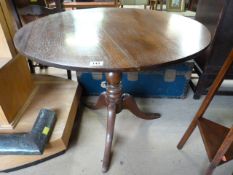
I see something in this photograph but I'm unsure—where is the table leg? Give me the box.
[86,72,160,172]
[86,92,107,110]
[102,103,116,172]
[102,72,122,172]
[122,93,161,119]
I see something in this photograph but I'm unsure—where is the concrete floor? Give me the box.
[3,68,233,175]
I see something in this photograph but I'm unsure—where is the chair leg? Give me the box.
[160,0,163,10]
[205,165,215,175]
[193,74,210,99]
[28,60,35,74]
[76,71,80,82]
[150,0,156,10]
[67,70,72,80]
[39,64,48,69]
[177,116,199,149]
[193,93,201,99]
[144,4,147,9]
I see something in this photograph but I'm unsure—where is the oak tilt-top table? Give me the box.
[14,8,210,172]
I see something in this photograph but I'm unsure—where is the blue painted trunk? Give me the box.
[77,62,193,98]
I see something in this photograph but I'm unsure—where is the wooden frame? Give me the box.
[150,0,164,11]
[0,0,21,58]
[0,0,21,37]
[0,56,34,128]
[166,0,185,11]
[0,6,16,58]
[49,1,119,9]
[189,0,233,99]
[188,0,198,11]
[177,49,233,175]
[0,22,11,63]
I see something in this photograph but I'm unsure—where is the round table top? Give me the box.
[14,8,211,72]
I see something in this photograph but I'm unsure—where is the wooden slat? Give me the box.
[0,0,21,38]
[50,1,118,8]
[198,118,233,165]
[0,3,17,58]
[0,55,34,126]
[198,118,229,162]
[0,24,12,67]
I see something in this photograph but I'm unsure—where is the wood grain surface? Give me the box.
[14,8,211,72]
[0,24,12,65]
[0,55,34,126]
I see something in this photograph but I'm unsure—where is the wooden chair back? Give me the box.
[194,0,233,71]
[195,0,224,38]
[190,0,233,98]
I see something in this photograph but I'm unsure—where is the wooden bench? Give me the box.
[0,54,82,171]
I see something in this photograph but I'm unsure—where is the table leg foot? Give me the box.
[86,92,107,110]
[102,103,116,173]
[122,94,160,120]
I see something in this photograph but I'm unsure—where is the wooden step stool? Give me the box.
[0,54,82,171]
